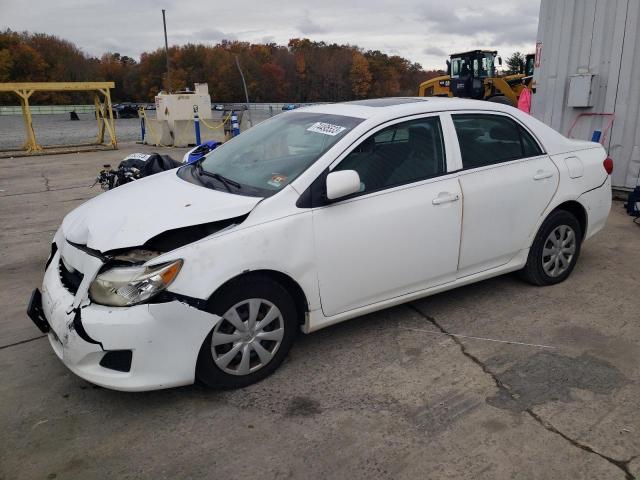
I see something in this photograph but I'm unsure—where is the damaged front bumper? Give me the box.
[29,242,220,392]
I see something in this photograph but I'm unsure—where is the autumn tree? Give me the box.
[0,49,12,81]
[260,62,287,101]
[0,30,444,105]
[365,50,401,97]
[98,53,139,102]
[349,52,372,98]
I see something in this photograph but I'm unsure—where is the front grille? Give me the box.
[58,257,84,294]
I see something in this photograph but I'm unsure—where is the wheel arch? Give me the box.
[208,269,309,326]
[552,200,588,239]
[486,95,515,107]
[490,78,519,105]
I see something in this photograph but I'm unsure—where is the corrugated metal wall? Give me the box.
[532,0,640,190]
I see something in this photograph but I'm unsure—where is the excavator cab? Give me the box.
[419,49,532,106]
[449,50,499,99]
[525,53,535,77]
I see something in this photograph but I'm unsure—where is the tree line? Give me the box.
[0,30,443,105]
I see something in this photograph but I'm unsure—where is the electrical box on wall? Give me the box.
[567,73,599,107]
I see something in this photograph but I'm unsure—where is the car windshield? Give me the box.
[199,112,363,196]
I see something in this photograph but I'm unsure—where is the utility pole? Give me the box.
[162,9,170,92]
[235,55,252,126]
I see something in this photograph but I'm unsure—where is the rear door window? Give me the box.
[452,114,543,169]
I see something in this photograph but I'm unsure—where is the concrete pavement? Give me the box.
[1,144,638,479]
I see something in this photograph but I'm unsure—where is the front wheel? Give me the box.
[519,210,582,286]
[196,275,298,389]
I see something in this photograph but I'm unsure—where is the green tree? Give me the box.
[506,52,526,74]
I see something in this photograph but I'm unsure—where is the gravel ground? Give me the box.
[0,110,276,150]
[0,113,144,149]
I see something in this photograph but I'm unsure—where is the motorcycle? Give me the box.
[94,140,220,191]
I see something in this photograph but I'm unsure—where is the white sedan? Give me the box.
[28,97,612,391]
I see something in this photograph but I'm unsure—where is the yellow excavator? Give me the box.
[418,50,534,106]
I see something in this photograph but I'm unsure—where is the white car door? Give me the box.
[451,112,559,276]
[310,115,462,317]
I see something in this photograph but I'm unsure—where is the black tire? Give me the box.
[196,275,298,389]
[519,209,583,286]
[487,95,515,106]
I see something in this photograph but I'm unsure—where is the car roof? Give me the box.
[294,97,586,157]
[342,97,429,107]
[296,97,516,120]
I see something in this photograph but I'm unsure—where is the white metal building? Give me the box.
[532,0,640,190]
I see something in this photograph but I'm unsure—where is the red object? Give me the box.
[535,42,543,68]
[517,88,532,114]
[603,157,614,174]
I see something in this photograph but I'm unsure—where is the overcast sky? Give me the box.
[2,0,540,70]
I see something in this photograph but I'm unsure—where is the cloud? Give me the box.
[194,28,237,42]
[419,8,459,24]
[423,46,447,56]
[417,2,538,48]
[159,27,238,48]
[1,0,540,70]
[297,12,329,34]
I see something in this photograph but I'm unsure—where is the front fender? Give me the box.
[164,211,320,311]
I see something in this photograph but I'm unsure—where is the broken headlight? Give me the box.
[89,259,183,307]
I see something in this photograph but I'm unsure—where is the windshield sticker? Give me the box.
[267,174,287,188]
[123,153,152,161]
[306,122,347,136]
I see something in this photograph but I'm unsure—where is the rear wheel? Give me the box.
[196,276,298,389]
[487,95,514,106]
[519,210,582,286]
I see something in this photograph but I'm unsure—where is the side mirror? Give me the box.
[446,60,451,75]
[498,56,502,66]
[326,170,361,200]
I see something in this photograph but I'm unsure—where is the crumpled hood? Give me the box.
[62,169,262,252]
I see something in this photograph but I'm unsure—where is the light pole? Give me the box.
[162,9,170,92]
[235,55,252,127]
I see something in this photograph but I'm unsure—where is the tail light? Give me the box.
[603,157,613,175]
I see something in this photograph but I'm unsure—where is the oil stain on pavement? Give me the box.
[285,396,322,416]
[485,351,626,412]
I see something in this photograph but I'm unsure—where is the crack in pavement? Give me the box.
[408,303,637,480]
[41,173,51,191]
[0,335,47,350]
[0,184,90,197]
[525,408,637,479]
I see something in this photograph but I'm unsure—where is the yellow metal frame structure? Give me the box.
[0,82,117,153]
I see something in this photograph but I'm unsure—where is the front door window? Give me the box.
[334,117,446,196]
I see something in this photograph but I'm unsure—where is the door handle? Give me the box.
[432,192,460,205]
[533,170,553,180]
